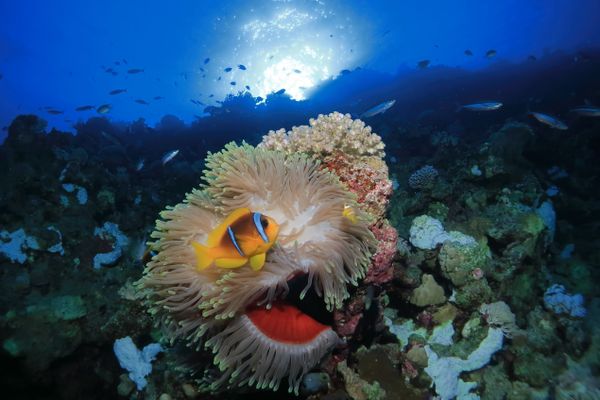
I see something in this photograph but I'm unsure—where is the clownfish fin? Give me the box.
[191,241,214,270]
[207,208,252,247]
[214,257,248,269]
[249,253,266,271]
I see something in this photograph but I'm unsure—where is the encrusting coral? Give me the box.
[138,132,383,393]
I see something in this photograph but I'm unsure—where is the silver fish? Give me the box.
[161,150,180,165]
[461,102,503,111]
[530,112,568,130]
[135,158,145,171]
[570,106,600,117]
[360,99,396,119]
[97,104,111,114]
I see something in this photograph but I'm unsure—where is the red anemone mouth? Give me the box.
[246,302,330,344]
[206,295,340,394]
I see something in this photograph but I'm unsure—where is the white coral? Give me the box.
[479,301,521,338]
[260,112,385,158]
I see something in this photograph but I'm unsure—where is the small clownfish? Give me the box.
[192,208,279,271]
[342,204,358,224]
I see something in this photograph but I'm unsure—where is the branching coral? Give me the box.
[260,112,385,160]
[137,141,377,394]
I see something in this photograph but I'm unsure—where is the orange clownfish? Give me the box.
[191,208,280,271]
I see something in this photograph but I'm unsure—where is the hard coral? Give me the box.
[260,111,385,160]
[364,220,398,285]
[260,112,392,222]
[322,152,392,220]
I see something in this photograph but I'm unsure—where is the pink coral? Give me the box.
[322,152,392,220]
[472,267,484,280]
[364,220,398,285]
[416,310,434,329]
[401,359,419,379]
[333,295,366,338]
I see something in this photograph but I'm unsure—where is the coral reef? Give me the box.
[1,109,599,400]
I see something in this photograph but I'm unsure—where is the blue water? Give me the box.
[1,0,599,134]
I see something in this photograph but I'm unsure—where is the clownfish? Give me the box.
[192,208,279,271]
[342,204,358,224]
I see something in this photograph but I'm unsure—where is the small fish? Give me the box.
[101,131,122,146]
[123,59,128,64]
[417,59,430,69]
[569,106,600,117]
[238,64,247,70]
[127,68,144,74]
[230,81,236,86]
[360,99,396,119]
[245,85,251,90]
[97,104,111,114]
[75,105,95,111]
[364,285,375,311]
[274,88,286,95]
[217,76,222,81]
[109,89,127,95]
[204,57,210,64]
[209,94,214,98]
[293,69,301,74]
[135,158,145,171]
[132,235,148,262]
[161,149,180,165]
[485,49,497,58]
[47,109,64,115]
[114,61,120,66]
[153,96,164,100]
[343,205,358,224]
[464,49,473,56]
[135,99,149,105]
[529,112,568,130]
[191,208,280,271]
[340,69,351,75]
[461,101,503,111]
[224,67,232,72]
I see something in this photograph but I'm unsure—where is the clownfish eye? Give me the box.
[260,216,269,227]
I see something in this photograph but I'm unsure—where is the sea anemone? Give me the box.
[138,142,376,393]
